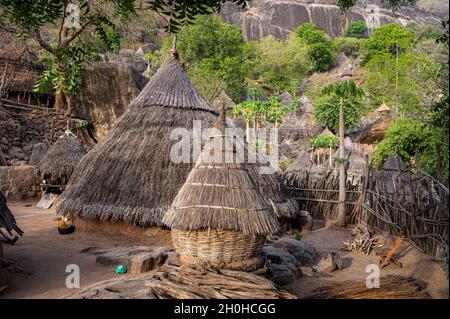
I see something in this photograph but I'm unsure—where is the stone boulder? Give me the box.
[272,238,317,265]
[317,252,343,273]
[82,246,172,274]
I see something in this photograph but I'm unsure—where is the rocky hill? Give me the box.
[220,0,444,40]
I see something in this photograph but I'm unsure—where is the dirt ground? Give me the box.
[1,200,448,299]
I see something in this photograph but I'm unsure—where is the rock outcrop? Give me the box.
[68,63,149,141]
[220,0,442,40]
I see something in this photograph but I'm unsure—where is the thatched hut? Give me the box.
[213,91,236,113]
[38,132,87,187]
[377,101,390,117]
[0,191,23,244]
[299,95,313,113]
[279,91,294,105]
[56,47,218,230]
[0,29,54,107]
[283,151,325,187]
[163,111,280,270]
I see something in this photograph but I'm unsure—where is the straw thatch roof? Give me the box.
[29,142,48,165]
[38,133,87,185]
[298,113,321,130]
[282,151,325,185]
[0,191,23,242]
[163,112,279,235]
[226,118,298,218]
[279,91,294,105]
[377,101,390,114]
[299,95,313,113]
[0,29,43,93]
[212,91,236,113]
[56,49,218,227]
[319,127,335,137]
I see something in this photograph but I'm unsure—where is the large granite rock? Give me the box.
[68,63,149,142]
[262,238,317,286]
[220,0,441,40]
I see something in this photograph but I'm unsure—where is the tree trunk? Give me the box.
[54,91,66,113]
[337,97,346,227]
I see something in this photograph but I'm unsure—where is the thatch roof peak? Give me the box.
[320,127,335,136]
[213,91,236,113]
[279,91,294,105]
[130,54,216,114]
[377,101,390,113]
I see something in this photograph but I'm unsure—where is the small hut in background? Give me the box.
[299,95,313,114]
[0,29,54,107]
[332,136,366,180]
[213,91,236,114]
[56,44,218,231]
[279,91,294,105]
[163,111,280,270]
[0,191,23,244]
[283,151,325,186]
[377,101,391,117]
[38,131,87,189]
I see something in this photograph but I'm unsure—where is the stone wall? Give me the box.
[0,165,41,200]
[0,107,69,165]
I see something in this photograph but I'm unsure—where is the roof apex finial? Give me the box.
[168,35,179,59]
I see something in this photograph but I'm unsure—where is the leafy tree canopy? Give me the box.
[360,23,415,64]
[345,20,368,39]
[313,81,365,131]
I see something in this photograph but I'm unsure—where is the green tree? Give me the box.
[295,23,337,72]
[345,20,368,38]
[321,80,364,227]
[0,0,247,112]
[252,34,312,92]
[155,14,254,100]
[313,92,365,131]
[360,23,415,64]
[364,52,443,115]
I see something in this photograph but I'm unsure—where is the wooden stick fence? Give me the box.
[284,157,449,261]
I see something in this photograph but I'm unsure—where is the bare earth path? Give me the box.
[1,200,448,299]
[0,200,167,299]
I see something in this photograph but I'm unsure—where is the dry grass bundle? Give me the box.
[0,191,23,242]
[305,275,430,299]
[56,52,218,227]
[38,134,87,185]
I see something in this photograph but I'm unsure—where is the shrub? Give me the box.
[345,20,368,38]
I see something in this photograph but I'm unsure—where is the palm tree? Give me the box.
[322,80,364,227]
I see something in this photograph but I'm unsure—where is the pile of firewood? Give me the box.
[342,224,384,255]
[70,264,297,299]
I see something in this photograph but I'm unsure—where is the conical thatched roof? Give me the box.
[0,191,23,242]
[319,127,335,137]
[298,113,320,130]
[279,91,294,105]
[0,29,44,93]
[38,133,87,185]
[212,91,235,113]
[163,112,279,235]
[377,101,390,114]
[299,95,313,113]
[283,151,324,185]
[226,118,298,218]
[56,50,218,227]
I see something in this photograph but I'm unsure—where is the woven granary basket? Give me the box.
[171,228,266,271]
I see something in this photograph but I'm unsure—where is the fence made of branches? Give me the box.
[283,155,449,261]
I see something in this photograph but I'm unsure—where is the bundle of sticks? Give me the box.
[70,264,297,299]
[342,224,384,255]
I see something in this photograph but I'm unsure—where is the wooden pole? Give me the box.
[337,96,347,227]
